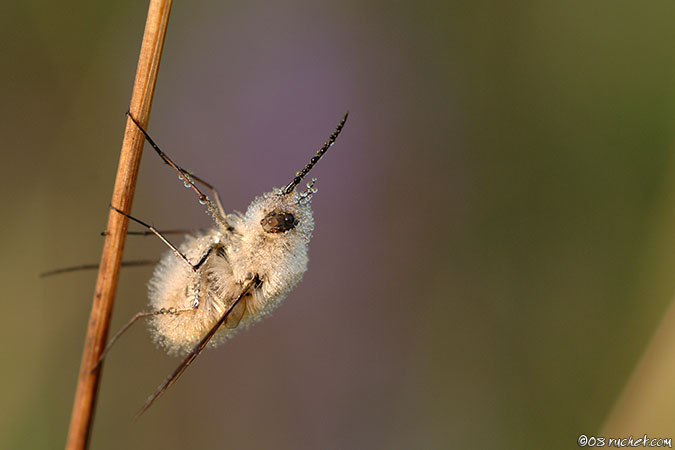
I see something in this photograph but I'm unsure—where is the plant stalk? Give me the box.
[65,1,172,448]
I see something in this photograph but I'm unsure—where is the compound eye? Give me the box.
[261,211,298,233]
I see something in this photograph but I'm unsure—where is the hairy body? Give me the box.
[97,112,347,415]
[148,189,315,355]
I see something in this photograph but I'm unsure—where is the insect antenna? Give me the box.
[135,277,258,419]
[281,111,349,195]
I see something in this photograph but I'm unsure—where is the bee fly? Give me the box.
[101,111,348,416]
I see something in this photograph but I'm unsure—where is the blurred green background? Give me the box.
[3,1,675,449]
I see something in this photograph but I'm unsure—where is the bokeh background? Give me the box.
[3,1,675,449]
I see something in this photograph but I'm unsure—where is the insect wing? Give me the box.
[225,295,247,329]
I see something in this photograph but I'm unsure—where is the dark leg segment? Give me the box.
[135,276,259,418]
[126,112,230,229]
[40,259,158,278]
[91,307,195,372]
[101,229,198,237]
[110,206,215,272]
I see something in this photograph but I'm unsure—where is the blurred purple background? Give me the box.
[3,1,675,449]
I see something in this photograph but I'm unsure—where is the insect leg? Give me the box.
[101,229,198,237]
[39,259,158,277]
[90,240,220,371]
[110,206,215,272]
[125,113,230,229]
[40,230,200,277]
[90,306,195,373]
[135,276,259,418]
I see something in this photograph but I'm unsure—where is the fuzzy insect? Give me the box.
[102,112,348,416]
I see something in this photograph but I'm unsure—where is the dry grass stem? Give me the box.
[65,1,172,448]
